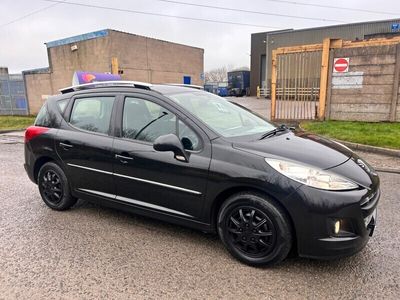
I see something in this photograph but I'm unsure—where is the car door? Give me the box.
[55,94,116,199]
[112,93,211,220]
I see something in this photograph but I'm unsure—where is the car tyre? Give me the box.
[38,162,77,211]
[217,192,292,266]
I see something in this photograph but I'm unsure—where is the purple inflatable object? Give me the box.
[72,71,121,85]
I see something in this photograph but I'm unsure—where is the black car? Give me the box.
[24,81,379,266]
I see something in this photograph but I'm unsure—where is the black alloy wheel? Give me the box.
[226,207,276,258]
[38,162,77,211]
[40,170,63,205]
[218,192,292,266]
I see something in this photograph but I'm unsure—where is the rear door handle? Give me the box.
[59,142,73,150]
[115,154,133,164]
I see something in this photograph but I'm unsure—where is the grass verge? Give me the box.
[0,116,36,131]
[300,121,400,150]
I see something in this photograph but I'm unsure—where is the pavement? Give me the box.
[1,131,400,299]
[228,96,270,119]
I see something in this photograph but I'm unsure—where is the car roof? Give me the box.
[58,81,202,95]
[151,84,203,95]
[46,82,204,102]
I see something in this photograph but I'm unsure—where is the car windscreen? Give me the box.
[167,91,275,138]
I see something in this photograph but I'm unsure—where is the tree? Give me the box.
[205,66,228,83]
[205,65,249,83]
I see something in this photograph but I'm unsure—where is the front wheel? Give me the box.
[217,192,293,266]
[38,162,77,211]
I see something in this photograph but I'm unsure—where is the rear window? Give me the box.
[34,104,51,127]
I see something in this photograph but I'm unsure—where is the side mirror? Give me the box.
[153,134,189,162]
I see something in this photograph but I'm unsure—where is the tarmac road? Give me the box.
[1,139,400,299]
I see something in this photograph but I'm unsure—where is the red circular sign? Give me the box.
[334,58,349,72]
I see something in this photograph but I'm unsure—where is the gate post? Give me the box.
[318,38,331,120]
[271,50,277,120]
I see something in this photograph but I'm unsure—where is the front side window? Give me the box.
[178,120,200,151]
[122,97,200,150]
[70,97,114,134]
[168,91,275,138]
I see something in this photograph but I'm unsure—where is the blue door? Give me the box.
[183,76,191,85]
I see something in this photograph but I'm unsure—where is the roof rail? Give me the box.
[163,83,204,90]
[59,81,153,94]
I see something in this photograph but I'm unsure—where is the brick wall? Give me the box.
[24,30,204,114]
[48,35,112,91]
[23,72,52,115]
[109,31,204,85]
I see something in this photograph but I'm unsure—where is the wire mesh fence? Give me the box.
[0,74,28,115]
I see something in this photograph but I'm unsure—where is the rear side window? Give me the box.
[34,104,51,127]
[70,97,114,134]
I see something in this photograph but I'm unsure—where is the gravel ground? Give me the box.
[0,138,400,299]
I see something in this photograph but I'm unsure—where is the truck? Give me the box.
[227,70,250,97]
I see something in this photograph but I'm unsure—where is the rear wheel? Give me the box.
[217,192,292,266]
[38,162,77,211]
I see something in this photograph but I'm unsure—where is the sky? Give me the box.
[0,0,399,73]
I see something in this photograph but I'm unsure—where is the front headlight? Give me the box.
[265,158,358,191]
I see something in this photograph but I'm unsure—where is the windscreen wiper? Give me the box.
[259,124,289,140]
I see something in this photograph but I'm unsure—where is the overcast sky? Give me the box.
[1,0,399,73]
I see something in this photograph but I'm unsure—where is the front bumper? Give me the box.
[311,207,377,259]
[284,183,380,260]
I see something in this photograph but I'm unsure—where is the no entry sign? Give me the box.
[333,58,349,73]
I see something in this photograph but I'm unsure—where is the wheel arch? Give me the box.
[210,186,297,253]
[33,156,56,183]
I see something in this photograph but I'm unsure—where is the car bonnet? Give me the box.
[232,131,353,170]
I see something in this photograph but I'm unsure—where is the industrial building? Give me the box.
[23,29,204,114]
[250,18,400,95]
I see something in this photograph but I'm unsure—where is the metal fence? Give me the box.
[0,74,28,115]
[272,51,322,120]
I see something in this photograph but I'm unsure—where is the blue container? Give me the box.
[217,87,228,97]
[228,70,250,96]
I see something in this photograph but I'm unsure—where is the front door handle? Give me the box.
[115,154,133,164]
[59,142,73,150]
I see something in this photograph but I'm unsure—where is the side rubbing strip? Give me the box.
[77,188,193,218]
[78,188,116,199]
[113,173,202,195]
[114,173,201,195]
[68,163,202,195]
[116,195,193,218]
[67,163,113,175]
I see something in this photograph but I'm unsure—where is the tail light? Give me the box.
[25,126,49,143]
